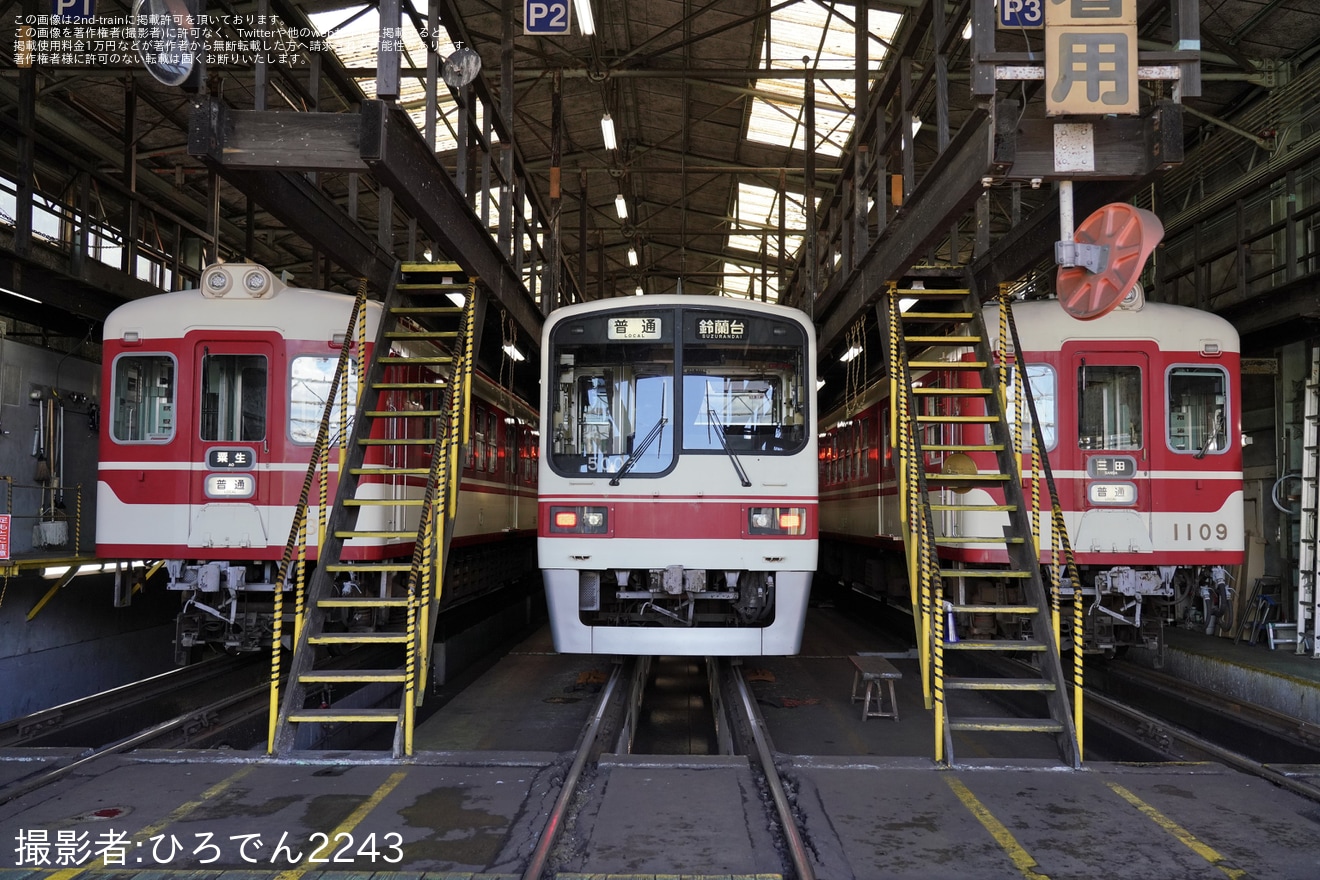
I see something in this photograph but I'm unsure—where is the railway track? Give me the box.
[522,656,816,879]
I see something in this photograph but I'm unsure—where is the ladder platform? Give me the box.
[372,382,449,391]
[378,356,454,365]
[344,498,425,507]
[895,288,969,298]
[287,708,401,724]
[902,311,975,321]
[385,330,459,340]
[937,535,1025,544]
[323,562,415,573]
[357,437,438,446]
[390,306,463,316]
[925,472,1009,481]
[930,503,1017,512]
[944,678,1056,691]
[904,335,982,345]
[350,467,429,475]
[923,443,1005,452]
[946,717,1065,733]
[363,410,445,418]
[916,414,998,424]
[912,387,992,396]
[335,530,418,539]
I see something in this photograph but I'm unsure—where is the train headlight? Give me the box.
[242,268,272,297]
[202,267,232,297]
[549,505,609,534]
[748,507,807,536]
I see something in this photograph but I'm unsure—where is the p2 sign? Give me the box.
[525,0,570,35]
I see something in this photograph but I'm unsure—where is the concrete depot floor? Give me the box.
[0,608,1318,879]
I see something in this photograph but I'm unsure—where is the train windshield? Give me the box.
[681,311,808,454]
[289,356,361,444]
[200,354,267,442]
[550,315,676,477]
[548,306,809,476]
[110,354,177,442]
[1168,366,1229,456]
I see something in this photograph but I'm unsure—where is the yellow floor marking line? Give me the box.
[42,765,256,879]
[274,769,408,880]
[944,775,1050,880]
[1105,781,1250,880]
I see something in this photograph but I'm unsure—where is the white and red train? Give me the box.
[96,262,537,659]
[818,289,1243,654]
[537,295,819,655]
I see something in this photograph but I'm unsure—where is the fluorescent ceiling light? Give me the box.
[601,112,617,150]
[0,285,40,304]
[627,246,638,266]
[840,344,863,363]
[573,0,595,35]
[615,194,628,219]
[502,343,525,362]
[962,20,972,41]
[911,116,922,139]
[446,292,466,307]
[635,285,644,296]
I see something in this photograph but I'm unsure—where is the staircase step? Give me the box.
[373,382,448,391]
[385,330,458,340]
[317,596,411,608]
[363,410,445,418]
[324,563,415,573]
[945,678,1056,692]
[902,311,975,321]
[912,387,992,396]
[915,414,997,424]
[309,631,411,645]
[905,335,982,345]
[948,604,1039,614]
[930,503,1017,512]
[944,638,1047,651]
[938,535,1025,544]
[946,717,1065,733]
[908,360,988,370]
[299,669,408,684]
[287,708,401,723]
[924,443,1005,452]
[940,568,1034,580]
[357,437,438,446]
[390,306,463,316]
[379,356,454,365]
[336,530,418,539]
[925,472,1008,482]
[344,498,425,507]
[895,288,969,299]
[350,467,429,475]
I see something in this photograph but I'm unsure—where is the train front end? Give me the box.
[538,296,818,655]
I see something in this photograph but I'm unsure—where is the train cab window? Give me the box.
[200,354,267,442]
[288,356,361,444]
[1167,366,1229,455]
[681,312,808,455]
[474,404,487,471]
[1078,364,1141,450]
[487,409,500,472]
[1001,363,1058,452]
[549,312,676,478]
[111,354,176,442]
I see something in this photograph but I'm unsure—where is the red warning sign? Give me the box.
[0,514,10,560]
[1057,203,1164,320]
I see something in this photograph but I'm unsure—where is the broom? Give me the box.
[34,398,49,483]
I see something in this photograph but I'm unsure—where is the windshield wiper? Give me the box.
[609,417,668,485]
[707,409,752,487]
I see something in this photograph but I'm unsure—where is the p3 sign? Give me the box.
[1000,0,1044,29]
[525,0,570,35]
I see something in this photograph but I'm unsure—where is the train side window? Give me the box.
[289,356,360,444]
[1167,366,1228,455]
[1078,364,1141,450]
[474,404,487,471]
[1001,363,1057,452]
[112,354,176,442]
[488,408,500,472]
[200,354,267,442]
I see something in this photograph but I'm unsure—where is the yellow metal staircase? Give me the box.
[881,280,1080,767]
[270,262,476,757]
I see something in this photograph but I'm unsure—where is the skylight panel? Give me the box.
[746,2,902,156]
[729,181,809,259]
[308,6,460,151]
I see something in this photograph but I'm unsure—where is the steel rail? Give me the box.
[0,682,270,807]
[731,664,816,880]
[521,661,624,880]
[1085,689,1320,804]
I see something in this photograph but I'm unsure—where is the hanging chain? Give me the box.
[844,317,866,418]
[498,310,517,421]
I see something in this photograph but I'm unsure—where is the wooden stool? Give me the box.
[849,655,902,721]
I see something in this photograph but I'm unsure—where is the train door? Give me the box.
[188,339,275,550]
[1072,350,1152,553]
